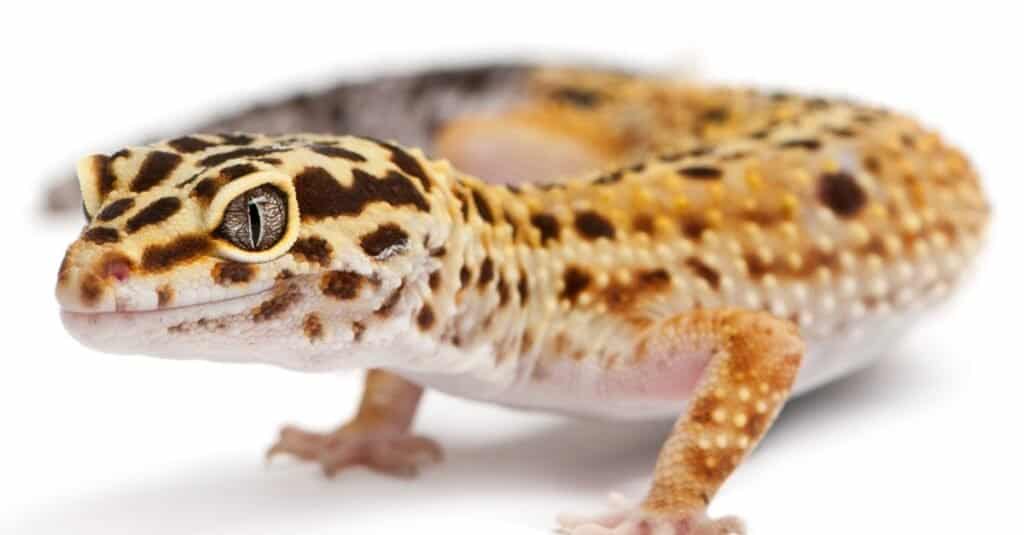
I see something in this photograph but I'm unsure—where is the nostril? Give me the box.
[104,258,132,282]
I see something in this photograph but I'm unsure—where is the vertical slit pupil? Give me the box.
[248,201,261,249]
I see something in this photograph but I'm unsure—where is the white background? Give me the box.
[3,2,1022,534]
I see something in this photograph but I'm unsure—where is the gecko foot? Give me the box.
[266,424,443,478]
[557,493,745,535]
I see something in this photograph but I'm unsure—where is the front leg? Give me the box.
[560,310,804,534]
[267,369,442,478]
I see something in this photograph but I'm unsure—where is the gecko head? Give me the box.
[57,133,452,371]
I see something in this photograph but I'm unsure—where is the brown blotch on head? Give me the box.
[428,270,442,291]
[80,273,104,307]
[530,213,561,245]
[212,261,255,286]
[156,285,174,308]
[131,151,183,193]
[199,146,287,167]
[290,236,332,267]
[294,167,428,220]
[561,266,591,303]
[190,178,219,202]
[141,235,211,272]
[478,257,494,287]
[363,137,432,192]
[309,144,366,162]
[321,270,366,300]
[471,189,494,223]
[574,211,616,240]
[96,198,135,222]
[218,133,255,146]
[359,223,409,259]
[416,304,435,330]
[252,286,302,322]
[459,265,472,288]
[82,227,120,245]
[678,166,723,180]
[303,313,324,341]
[90,155,118,202]
[126,196,182,233]
[168,136,216,153]
[219,163,258,181]
[818,172,867,218]
[686,257,721,290]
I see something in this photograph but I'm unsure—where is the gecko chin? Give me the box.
[60,274,393,373]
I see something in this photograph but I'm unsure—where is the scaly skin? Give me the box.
[55,65,989,534]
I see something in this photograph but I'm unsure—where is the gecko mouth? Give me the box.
[60,283,278,319]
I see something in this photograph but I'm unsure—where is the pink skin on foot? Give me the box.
[267,424,443,478]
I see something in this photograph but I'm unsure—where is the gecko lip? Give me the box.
[59,284,277,319]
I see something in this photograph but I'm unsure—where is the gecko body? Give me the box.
[55,65,989,534]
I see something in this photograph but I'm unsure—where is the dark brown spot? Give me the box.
[471,189,494,223]
[818,172,867,218]
[678,166,723,180]
[530,213,561,245]
[96,198,134,222]
[252,286,301,322]
[551,86,601,107]
[290,236,332,267]
[416,304,435,330]
[594,169,624,185]
[459,265,472,287]
[637,268,671,288]
[277,269,295,280]
[220,163,258,181]
[309,144,366,162]
[478,257,494,287]
[191,178,219,201]
[359,223,409,259]
[517,273,529,304]
[429,270,442,291]
[363,137,432,191]
[156,285,174,308]
[126,197,181,233]
[218,133,254,146]
[430,246,447,257]
[294,167,428,220]
[863,156,882,174]
[779,139,821,150]
[80,273,103,306]
[744,254,770,279]
[686,258,721,289]
[321,270,365,300]
[199,147,287,167]
[633,214,654,234]
[561,267,591,303]
[212,262,254,285]
[574,211,615,240]
[141,235,211,272]
[168,136,215,153]
[81,227,120,245]
[352,321,366,342]
[303,313,324,341]
[680,216,709,240]
[91,155,117,202]
[131,151,182,193]
[497,277,510,306]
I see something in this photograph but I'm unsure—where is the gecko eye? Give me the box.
[215,184,288,251]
